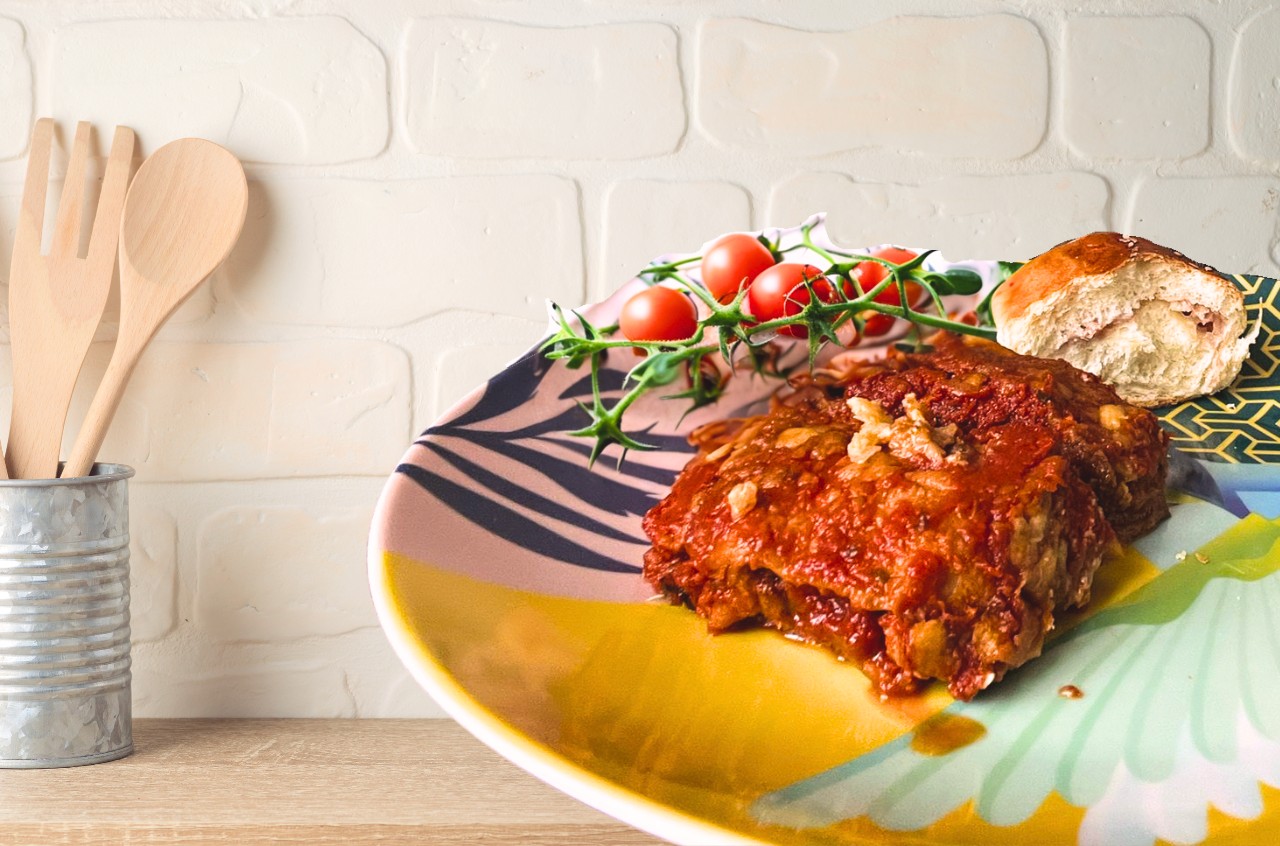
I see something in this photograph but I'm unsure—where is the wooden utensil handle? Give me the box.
[62,347,140,479]
[7,362,79,480]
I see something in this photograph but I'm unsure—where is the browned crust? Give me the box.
[991,232,1228,327]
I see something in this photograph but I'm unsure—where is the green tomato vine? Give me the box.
[540,221,1017,466]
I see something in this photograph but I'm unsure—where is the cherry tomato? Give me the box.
[747,263,839,338]
[700,233,776,302]
[853,247,927,337]
[861,312,897,337]
[619,286,698,342]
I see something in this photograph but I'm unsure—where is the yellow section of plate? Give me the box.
[381,544,1182,844]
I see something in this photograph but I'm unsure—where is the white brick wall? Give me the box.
[0,0,1274,718]
[1063,16,1211,160]
[697,16,1048,158]
[52,18,389,164]
[404,19,685,159]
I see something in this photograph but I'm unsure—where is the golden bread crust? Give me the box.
[991,232,1227,326]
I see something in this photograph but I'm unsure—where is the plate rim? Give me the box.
[368,486,768,846]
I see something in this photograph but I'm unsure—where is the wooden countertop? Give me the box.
[0,719,665,845]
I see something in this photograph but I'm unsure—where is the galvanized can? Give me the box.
[0,464,134,768]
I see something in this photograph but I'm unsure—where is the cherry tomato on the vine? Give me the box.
[619,286,698,343]
[853,247,928,337]
[700,233,776,303]
[860,313,897,337]
[747,263,843,338]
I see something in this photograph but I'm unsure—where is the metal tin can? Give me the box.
[0,464,134,768]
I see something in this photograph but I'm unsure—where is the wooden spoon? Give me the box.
[62,138,247,479]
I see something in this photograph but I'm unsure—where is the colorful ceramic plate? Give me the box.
[370,219,1280,846]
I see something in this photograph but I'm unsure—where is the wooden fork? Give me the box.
[5,119,135,479]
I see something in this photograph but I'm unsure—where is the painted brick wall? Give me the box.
[0,0,1273,717]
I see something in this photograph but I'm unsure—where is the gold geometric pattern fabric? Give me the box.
[1160,275,1280,464]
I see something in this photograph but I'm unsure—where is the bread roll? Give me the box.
[991,232,1258,407]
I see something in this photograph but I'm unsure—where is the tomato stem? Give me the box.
[544,221,1000,464]
[638,255,702,277]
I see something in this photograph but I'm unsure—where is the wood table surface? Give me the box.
[0,719,667,845]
